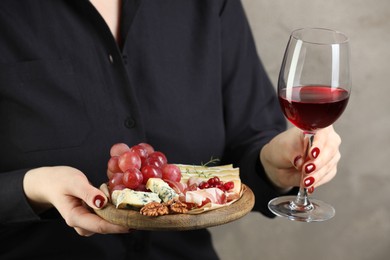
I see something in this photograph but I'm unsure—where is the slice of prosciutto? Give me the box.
[185,187,227,206]
[186,176,204,187]
[165,180,187,194]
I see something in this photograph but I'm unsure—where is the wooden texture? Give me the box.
[94,184,255,231]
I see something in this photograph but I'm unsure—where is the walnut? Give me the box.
[167,200,188,214]
[163,199,174,207]
[140,202,169,217]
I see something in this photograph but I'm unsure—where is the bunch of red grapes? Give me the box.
[107,142,181,192]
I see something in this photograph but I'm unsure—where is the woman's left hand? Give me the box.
[260,125,341,192]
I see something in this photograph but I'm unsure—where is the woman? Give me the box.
[0,0,340,259]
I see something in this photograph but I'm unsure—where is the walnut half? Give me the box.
[140,202,169,217]
[167,200,188,214]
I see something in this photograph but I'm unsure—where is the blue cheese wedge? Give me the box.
[111,188,161,208]
[146,178,179,202]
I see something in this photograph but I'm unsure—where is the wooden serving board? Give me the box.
[94,184,255,231]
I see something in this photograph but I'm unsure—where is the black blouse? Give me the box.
[0,0,287,259]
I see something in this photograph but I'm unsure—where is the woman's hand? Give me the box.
[23,166,129,236]
[260,125,341,192]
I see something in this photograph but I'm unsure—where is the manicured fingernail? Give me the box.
[304,176,315,187]
[308,186,315,194]
[305,163,316,174]
[93,195,105,208]
[311,147,320,159]
[293,155,302,168]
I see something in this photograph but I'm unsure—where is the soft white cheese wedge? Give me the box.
[111,188,161,208]
[146,178,179,202]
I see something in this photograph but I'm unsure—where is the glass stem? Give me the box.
[292,132,315,210]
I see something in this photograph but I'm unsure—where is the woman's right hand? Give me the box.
[23,166,129,236]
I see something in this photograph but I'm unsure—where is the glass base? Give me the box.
[268,195,335,222]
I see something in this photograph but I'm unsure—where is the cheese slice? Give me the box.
[146,178,179,202]
[111,188,161,208]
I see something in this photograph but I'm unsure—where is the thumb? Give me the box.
[66,171,108,210]
[270,127,304,168]
[82,185,108,210]
[91,193,107,209]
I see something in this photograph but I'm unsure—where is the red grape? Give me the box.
[129,144,148,162]
[149,151,168,166]
[107,169,115,180]
[118,151,142,172]
[107,156,121,173]
[108,172,124,191]
[138,142,155,156]
[123,168,143,189]
[134,183,147,192]
[111,184,126,193]
[143,156,164,168]
[161,164,182,182]
[110,143,130,157]
[141,165,162,184]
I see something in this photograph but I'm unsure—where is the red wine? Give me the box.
[278,85,349,132]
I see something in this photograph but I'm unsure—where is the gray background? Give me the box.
[210,0,390,259]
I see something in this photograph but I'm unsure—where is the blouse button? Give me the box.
[108,54,114,64]
[124,117,136,128]
[122,55,128,65]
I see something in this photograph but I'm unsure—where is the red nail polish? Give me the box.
[293,155,302,167]
[305,163,316,174]
[311,147,320,159]
[308,186,315,194]
[93,195,105,208]
[304,176,315,187]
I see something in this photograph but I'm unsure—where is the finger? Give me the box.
[74,227,94,237]
[310,126,341,161]
[266,127,304,168]
[304,127,341,175]
[311,126,332,152]
[309,142,340,173]
[305,167,338,193]
[303,151,340,190]
[65,171,108,210]
[287,128,305,167]
[282,168,302,187]
[66,205,129,235]
[313,152,340,187]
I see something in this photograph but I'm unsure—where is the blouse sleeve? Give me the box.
[0,169,40,224]
[220,0,295,217]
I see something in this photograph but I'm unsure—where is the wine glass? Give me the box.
[268,28,351,222]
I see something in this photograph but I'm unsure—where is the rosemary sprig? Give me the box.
[194,157,220,178]
[181,157,221,178]
[201,157,220,167]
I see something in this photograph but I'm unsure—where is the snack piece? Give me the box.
[140,202,169,216]
[146,178,179,202]
[111,188,161,208]
[177,164,241,194]
[166,200,189,214]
